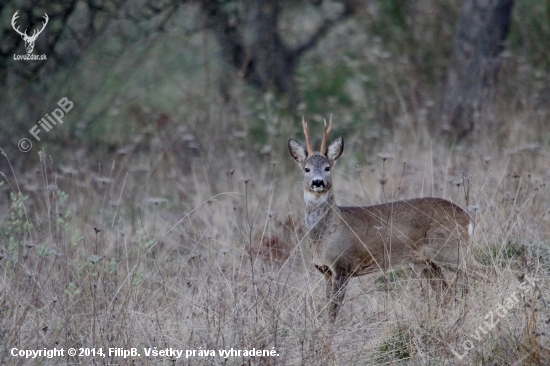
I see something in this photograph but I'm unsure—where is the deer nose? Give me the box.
[312,179,325,188]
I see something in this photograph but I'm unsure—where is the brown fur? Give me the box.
[289,119,488,322]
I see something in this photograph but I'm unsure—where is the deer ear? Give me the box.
[288,139,307,165]
[326,137,343,161]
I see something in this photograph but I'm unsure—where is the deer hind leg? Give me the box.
[411,261,450,301]
[426,261,449,293]
[329,267,350,323]
[462,257,493,281]
[421,227,469,300]
[428,230,492,279]
[434,248,492,283]
[423,226,492,297]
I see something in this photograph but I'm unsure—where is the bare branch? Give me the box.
[293,1,355,58]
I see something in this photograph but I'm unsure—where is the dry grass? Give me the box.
[2,1,550,365]
[1,106,549,366]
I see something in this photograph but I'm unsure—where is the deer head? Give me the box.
[12,11,49,54]
[288,116,344,201]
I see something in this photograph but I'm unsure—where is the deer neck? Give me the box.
[304,189,338,235]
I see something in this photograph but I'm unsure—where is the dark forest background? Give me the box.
[1,0,547,162]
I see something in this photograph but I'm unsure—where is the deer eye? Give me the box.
[304,168,310,173]
[324,167,331,172]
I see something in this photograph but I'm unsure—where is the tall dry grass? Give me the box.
[1,2,550,363]
[1,100,549,365]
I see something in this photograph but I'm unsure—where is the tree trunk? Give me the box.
[199,0,356,99]
[250,0,297,96]
[200,0,296,96]
[441,0,514,140]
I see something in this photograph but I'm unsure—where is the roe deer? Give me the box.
[288,117,488,323]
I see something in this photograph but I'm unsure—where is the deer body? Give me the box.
[308,197,471,277]
[289,117,485,322]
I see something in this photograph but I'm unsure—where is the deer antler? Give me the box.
[302,116,313,155]
[11,11,27,38]
[11,11,48,41]
[30,13,48,40]
[320,114,332,155]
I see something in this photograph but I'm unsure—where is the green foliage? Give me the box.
[376,327,411,363]
[366,0,457,85]
[71,229,85,250]
[299,60,355,113]
[10,192,27,221]
[132,266,144,289]
[58,190,69,204]
[76,256,97,277]
[245,92,288,145]
[476,241,524,266]
[8,236,18,263]
[65,282,81,298]
[136,226,155,252]
[56,211,71,234]
[36,243,56,258]
[376,0,409,34]
[375,268,408,291]
[107,258,118,275]
[49,190,72,243]
[1,192,31,263]
[509,0,550,69]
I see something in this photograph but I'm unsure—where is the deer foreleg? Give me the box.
[329,268,350,323]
